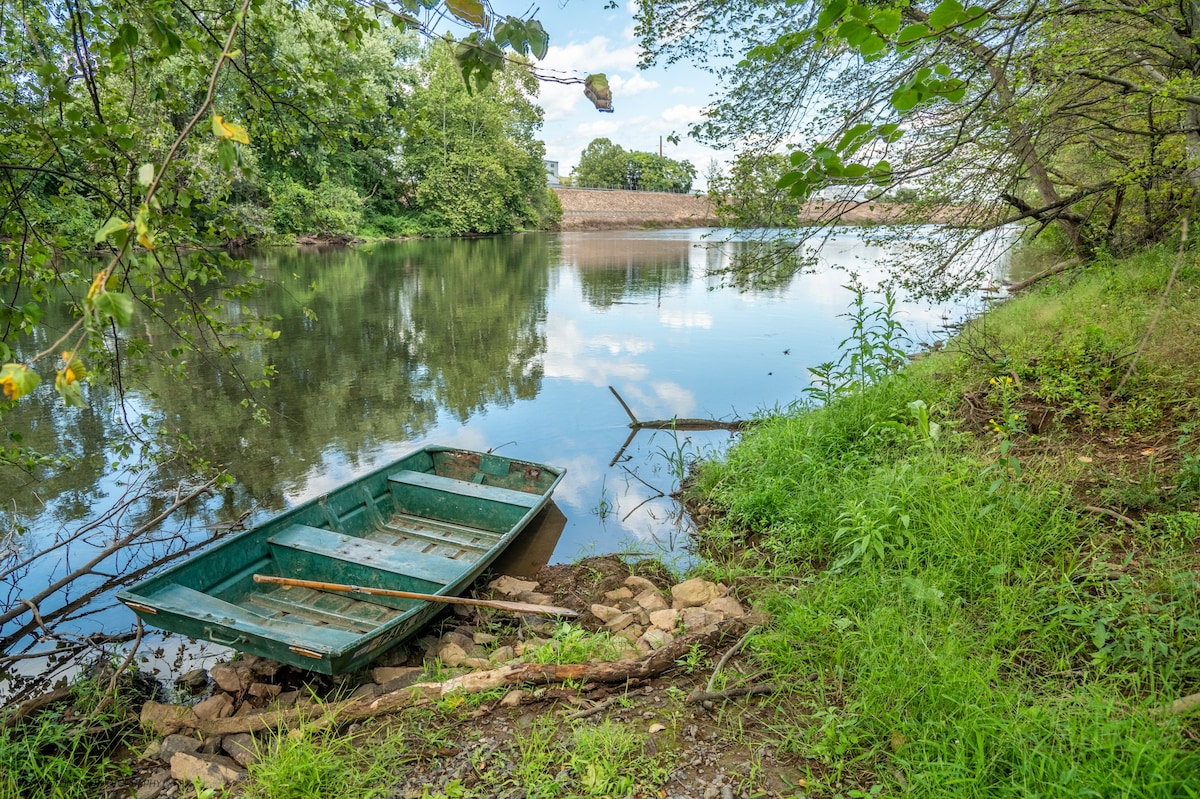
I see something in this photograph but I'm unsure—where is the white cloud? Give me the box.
[660,103,705,127]
[610,73,659,97]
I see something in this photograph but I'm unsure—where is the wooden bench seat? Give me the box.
[387,469,540,508]
[268,523,468,586]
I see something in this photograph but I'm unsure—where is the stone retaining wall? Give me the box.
[553,188,718,230]
[553,187,965,230]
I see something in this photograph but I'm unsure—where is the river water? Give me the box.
[0,227,1014,689]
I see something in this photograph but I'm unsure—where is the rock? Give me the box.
[247,682,282,699]
[134,769,172,799]
[489,576,539,596]
[174,669,208,693]
[680,607,723,632]
[140,701,200,737]
[635,590,669,612]
[705,596,745,619]
[671,578,720,609]
[605,613,636,632]
[191,693,234,722]
[604,587,633,601]
[238,654,284,680]
[350,683,378,700]
[500,690,525,707]
[157,734,202,764]
[590,604,624,623]
[274,690,300,708]
[441,631,479,655]
[639,628,675,650]
[377,672,426,694]
[649,608,680,631]
[438,642,469,667]
[209,663,251,693]
[373,666,423,685]
[170,752,243,790]
[614,625,644,642]
[222,733,260,768]
[624,575,659,594]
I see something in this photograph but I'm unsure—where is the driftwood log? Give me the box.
[140,620,745,737]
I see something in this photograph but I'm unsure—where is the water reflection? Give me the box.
[1,227,1014,688]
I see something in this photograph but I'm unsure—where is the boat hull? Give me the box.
[117,446,565,674]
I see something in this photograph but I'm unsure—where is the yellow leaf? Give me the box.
[1,363,40,401]
[445,0,486,26]
[212,114,250,144]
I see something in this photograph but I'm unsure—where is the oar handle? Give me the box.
[252,574,577,617]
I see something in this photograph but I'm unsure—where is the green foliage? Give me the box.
[0,0,561,469]
[244,724,396,799]
[573,138,695,192]
[803,279,909,405]
[707,152,803,228]
[0,676,135,799]
[399,43,550,235]
[685,248,1200,794]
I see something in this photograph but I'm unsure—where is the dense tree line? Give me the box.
[572,137,696,193]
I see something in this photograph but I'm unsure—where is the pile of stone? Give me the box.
[488,573,746,655]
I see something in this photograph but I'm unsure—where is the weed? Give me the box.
[592,477,612,520]
[804,277,909,405]
[526,622,628,664]
[674,641,708,674]
[0,673,135,799]
[244,724,393,799]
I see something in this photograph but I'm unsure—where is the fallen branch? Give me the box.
[1005,258,1080,293]
[686,683,778,705]
[1083,505,1140,529]
[608,386,752,431]
[141,620,746,737]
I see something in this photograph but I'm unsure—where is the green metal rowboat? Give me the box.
[117,446,566,674]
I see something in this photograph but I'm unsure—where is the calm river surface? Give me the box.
[1,227,1014,684]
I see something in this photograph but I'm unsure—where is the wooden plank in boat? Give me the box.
[268,524,468,585]
[389,470,541,507]
[147,584,360,652]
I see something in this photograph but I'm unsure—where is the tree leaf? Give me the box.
[0,363,41,401]
[817,0,849,30]
[446,0,487,27]
[897,23,930,43]
[929,0,965,28]
[94,216,130,244]
[872,8,902,35]
[211,114,250,144]
[137,163,155,186]
[93,291,135,327]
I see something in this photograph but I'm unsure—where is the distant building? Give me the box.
[543,159,560,185]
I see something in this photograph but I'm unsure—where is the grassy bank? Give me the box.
[689,246,1200,795]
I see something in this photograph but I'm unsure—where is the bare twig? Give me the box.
[706,625,758,694]
[686,683,778,704]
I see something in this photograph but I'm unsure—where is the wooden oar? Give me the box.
[252,574,578,617]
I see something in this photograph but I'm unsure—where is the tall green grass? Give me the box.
[692,255,1200,795]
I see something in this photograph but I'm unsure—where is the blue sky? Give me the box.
[527,1,726,185]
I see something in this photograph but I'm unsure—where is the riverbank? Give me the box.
[7,245,1200,797]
